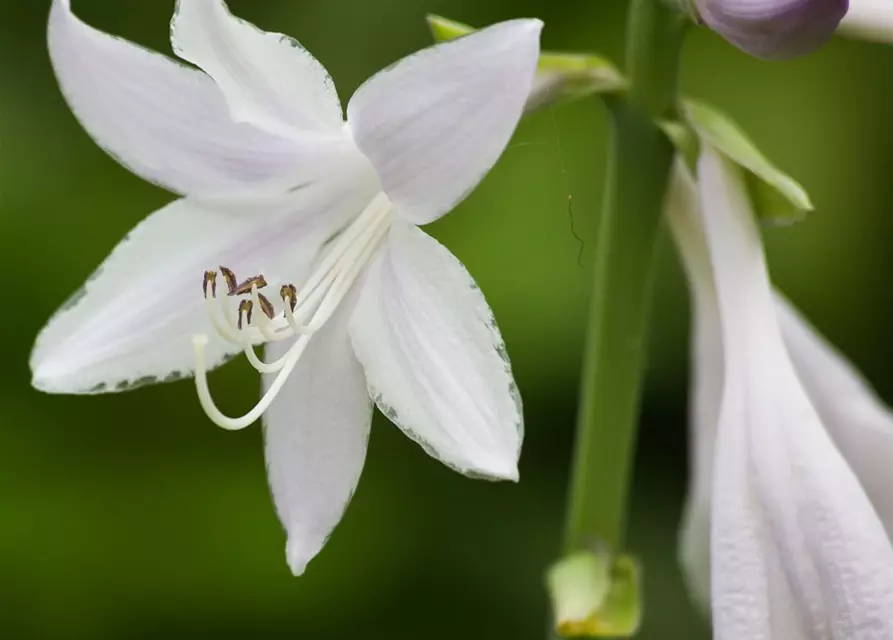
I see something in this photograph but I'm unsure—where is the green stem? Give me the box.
[563,0,686,554]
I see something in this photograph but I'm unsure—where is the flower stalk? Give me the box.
[563,0,687,555]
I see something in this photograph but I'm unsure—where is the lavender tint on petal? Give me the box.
[696,0,849,59]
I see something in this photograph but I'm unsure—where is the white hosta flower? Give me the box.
[32,0,541,574]
[666,154,893,637]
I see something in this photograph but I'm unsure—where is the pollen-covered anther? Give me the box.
[220,265,238,295]
[237,299,253,330]
[234,275,269,296]
[193,193,392,431]
[256,292,276,320]
[202,270,217,299]
[280,284,298,312]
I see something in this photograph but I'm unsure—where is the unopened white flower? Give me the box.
[32,0,542,574]
[666,154,893,637]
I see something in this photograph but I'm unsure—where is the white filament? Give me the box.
[193,195,391,430]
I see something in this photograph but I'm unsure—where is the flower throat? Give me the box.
[192,193,392,430]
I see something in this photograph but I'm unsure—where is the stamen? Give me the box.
[250,285,284,342]
[283,275,335,335]
[217,287,242,335]
[237,299,253,330]
[280,284,297,312]
[200,270,250,345]
[256,292,275,320]
[293,192,390,305]
[234,275,268,296]
[203,270,217,298]
[220,266,238,295]
[193,332,312,430]
[193,193,392,430]
[279,283,312,335]
[242,344,288,374]
[204,295,246,345]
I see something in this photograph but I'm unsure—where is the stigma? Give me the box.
[192,193,392,431]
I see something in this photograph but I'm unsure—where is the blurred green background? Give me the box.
[3,0,893,638]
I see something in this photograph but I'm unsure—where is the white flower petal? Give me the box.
[346,20,542,225]
[776,294,893,539]
[171,0,343,138]
[699,145,893,638]
[665,160,721,612]
[838,0,893,43]
[49,0,329,197]
[31,180,373,395]
[263,289,372,576]
[669,159,793,624]
[710,380,812,640]
[670,156,893,625]
[349,220,522,480]
[708,384,781,639]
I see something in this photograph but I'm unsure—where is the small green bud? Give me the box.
[546,550,642,638]
[426,14,475,41]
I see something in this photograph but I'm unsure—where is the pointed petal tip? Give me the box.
[285,538,315,577]
[510,18,544,34]
[29,336,116,395]
[30,371,59,395]
[491,18,543,45]
[467,455,520,482]
[29,352,72,395]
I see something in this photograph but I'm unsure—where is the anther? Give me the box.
[220,266,238,295]
[234,275,269,296]
[256,292,276,320]
[237,299,253,330]
[280,284,298,312]
[193,194,393,432]
[203,270,217,298]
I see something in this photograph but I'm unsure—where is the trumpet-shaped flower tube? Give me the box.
[667,155,893,637]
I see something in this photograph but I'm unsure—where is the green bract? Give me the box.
[427,15,626,111]
[546,550,642,638]
[678,99,813,224]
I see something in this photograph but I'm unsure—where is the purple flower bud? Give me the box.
[695,0,849,59]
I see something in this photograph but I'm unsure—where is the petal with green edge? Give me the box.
[349,220,523,480]
[30,175,375,395]
[263,288,372,577]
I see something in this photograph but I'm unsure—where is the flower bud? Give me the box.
[695,0,848,59]
[546,550,642,638]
